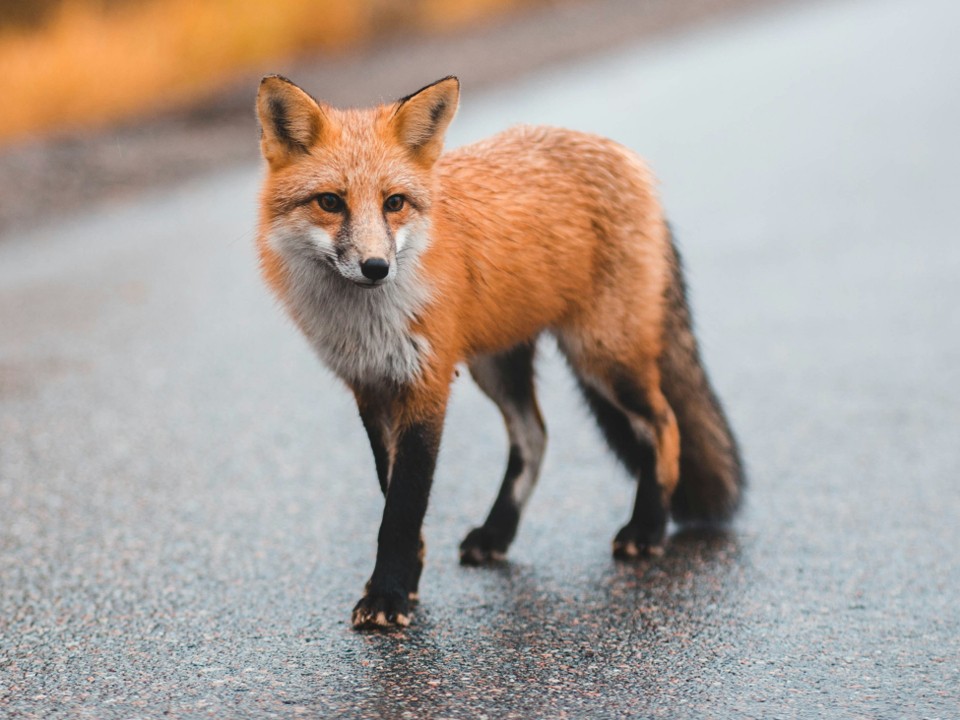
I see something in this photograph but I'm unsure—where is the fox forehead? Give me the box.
[262,107,430,214]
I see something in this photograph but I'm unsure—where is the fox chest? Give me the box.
[285,270,430,387]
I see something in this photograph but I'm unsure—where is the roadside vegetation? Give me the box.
[0,0,538,144]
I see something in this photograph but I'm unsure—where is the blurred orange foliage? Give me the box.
[0,0,527,143]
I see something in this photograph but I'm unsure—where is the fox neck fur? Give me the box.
[265,220,435,387]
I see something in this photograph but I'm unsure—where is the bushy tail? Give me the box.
[659,234,744,524]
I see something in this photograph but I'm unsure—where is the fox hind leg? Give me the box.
[573,363,680,559]
[460,341,546,565]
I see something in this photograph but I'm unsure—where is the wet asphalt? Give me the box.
[2,0,959,717]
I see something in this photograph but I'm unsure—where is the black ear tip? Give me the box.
[398,76,460,106]
[260,74,297,89]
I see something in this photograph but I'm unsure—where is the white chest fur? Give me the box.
[281,259,432,387]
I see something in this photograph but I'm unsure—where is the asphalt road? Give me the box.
[2,0,959,717]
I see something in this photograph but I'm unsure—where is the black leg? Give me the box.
[352,419,442,629]
[459,445,524,563]
[578,380,668,557]
[358,404,392,496]
[460,342,546,564]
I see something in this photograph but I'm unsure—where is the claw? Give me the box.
[612,539,664,560]
[352,592,412,630]
[459,526,509,565]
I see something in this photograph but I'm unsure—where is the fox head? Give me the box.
[256,75,459,288]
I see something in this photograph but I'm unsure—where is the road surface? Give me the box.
[2,0,959,716]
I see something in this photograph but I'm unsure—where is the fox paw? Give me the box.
[351,591,411,630]
[459,526,508,566]
[612,523,666,560]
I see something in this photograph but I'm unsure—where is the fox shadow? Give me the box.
[346,524,744,715]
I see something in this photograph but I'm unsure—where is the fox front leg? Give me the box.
[356,396,395,497]
[352,391,447,630]
[356,396,427,602]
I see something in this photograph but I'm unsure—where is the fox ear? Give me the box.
[257,75,325,167]
[391,76,460,166]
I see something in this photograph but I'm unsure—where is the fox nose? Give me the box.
[360,257,390,280]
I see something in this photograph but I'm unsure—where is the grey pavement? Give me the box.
[2,0,959,717]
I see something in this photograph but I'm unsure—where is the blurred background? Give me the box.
[1,0,550,142]
[0,0,781,234]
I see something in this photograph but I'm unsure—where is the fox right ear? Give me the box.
[256,75,324,167]
[391,76,460,166]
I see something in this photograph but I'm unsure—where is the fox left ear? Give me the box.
[391,76,460,166]
[257,75,326,168]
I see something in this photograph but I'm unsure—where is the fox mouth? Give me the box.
[312,253,387,288]
[312,253,337,270]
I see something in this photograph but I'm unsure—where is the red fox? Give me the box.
[255,75,744,630]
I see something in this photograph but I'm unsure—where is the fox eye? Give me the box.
[316,193,344,213]
[384,194,405,212]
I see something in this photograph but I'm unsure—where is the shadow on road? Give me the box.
[344,527,745,716]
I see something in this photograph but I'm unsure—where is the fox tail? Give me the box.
[659,232,745,524]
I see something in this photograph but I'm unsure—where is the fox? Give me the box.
[254,74,744,630]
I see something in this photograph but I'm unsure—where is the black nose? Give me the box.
[360,257,390,280]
